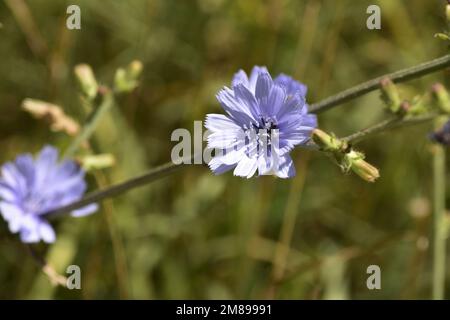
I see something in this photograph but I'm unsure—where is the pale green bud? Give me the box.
[77,154,116,171]
[434,32,450,41]
[74,64,98,100]
[345,150,380,183]
[311,128,346,152]
[380,77,401,113]
[114,60,143,93]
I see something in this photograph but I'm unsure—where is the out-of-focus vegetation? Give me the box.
[0,0,449,299]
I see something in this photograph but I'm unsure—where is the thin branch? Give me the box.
[27,245,67,287]
[342,114,437,144]
[45,155,196,219]
[63,91,114,159]
[309,54,450,113]
[4,0,48,58]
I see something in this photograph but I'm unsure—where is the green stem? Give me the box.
[342,114,437,144]
[432,129,447,300]
[63,91,114,159]
[309,54,450,113]
[46,156,195,219]
[268,155,309,297]
[27,245,67,287]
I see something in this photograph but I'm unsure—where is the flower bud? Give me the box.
[128,60,143,79]
[22,99,80,136]
[114,60,143,93]
[434,32,450,41]
[312,129,380,182]
[311,128,345,152]
[74,64,98,100]
[345,150,380,183]
[432,83,450,114]
[77,154,116,171]
[397,100,412,116]
[380,77,401,113]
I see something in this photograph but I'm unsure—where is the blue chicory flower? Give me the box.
[205,66,317,178]
[0,146,98,243]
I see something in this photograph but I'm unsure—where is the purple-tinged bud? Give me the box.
[432,83,450,113]
[399,100,411,115]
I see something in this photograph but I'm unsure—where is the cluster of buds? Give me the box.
[312,129,380,183]
[114,60,143,94]
[380,78,402,114]
[74,60,143,100]
[379,77,427,116]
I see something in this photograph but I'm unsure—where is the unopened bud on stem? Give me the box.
[432,83,450,114]
[312,129,380,182]
[128,60,143,79]
[77,153,116,171]
[380,77,401,113]
[311,128,346,152]
[74,64,98,100]
[344,150,380,183]
[114,60,144,93]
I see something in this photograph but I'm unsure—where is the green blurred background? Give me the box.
[0,0,449,299]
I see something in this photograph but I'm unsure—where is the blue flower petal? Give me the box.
[208,67,317,179]
[233,155,258,178]
[255,71,273,101]
[0,146,98,243]
[232,69,249,88]
[71,203,98,217]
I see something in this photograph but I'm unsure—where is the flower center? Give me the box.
[242,116,279,158]
[23,194,46,215]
